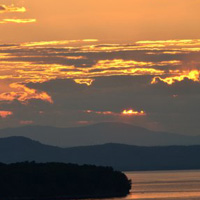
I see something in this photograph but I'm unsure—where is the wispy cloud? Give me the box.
[0,18,36,24]
[152,70,199,85]
[0,83,53,104]
[0,3,36,25]
[0,5,26,13]
[21,39,98,47]
[0,39,200,105]
[84,109,147,117]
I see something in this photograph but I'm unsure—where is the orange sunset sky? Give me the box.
[0,0,200,136]
[0,0,200,42]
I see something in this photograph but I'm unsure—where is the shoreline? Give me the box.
[2,193,129,200]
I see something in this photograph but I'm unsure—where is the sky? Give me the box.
[0,0,200,135]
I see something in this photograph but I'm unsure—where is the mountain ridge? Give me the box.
[1,136,200,171]
[0,122,199,147]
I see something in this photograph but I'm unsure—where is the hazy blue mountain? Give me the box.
[1,136,200,171]
[0,136,65,163]
[0,122,199,147]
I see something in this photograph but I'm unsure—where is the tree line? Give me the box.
[0,162,131,199]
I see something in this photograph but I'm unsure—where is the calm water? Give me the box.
[88,170,200,200]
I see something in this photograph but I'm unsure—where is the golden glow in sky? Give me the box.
[122,110,146,116]
[0,0,200,42]
[85,109,147,117]
[0,110,13,118]
[0,0,200,133]
[0,5,26,13]
[0,18,36,24]
[0,38,200,105]
[151,70,200,85]
[74,79,95,86]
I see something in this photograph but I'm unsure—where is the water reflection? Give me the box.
[87,170,200,200]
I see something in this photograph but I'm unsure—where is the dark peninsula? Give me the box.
[0,162,131,199]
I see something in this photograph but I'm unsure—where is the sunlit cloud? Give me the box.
[0,5,26,13]
[151,70,200,85]
[65,56,86,60]
[122,109,146,116]
[0,58,165,87]
[82,39,99,42]
[0,19,36,24]
[0,38,200,132]
[0,83,53,104]
[136,39,200,47]
[77,39,200,53]
[0,38,200,104]
[0,110,13,118]
[21,39,98,47]
[74,79,95,86]
[85,109,147,117]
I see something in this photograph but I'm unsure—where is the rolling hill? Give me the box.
[1,136,200,171]
[0,122,199,147]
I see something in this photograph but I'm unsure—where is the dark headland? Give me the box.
[0,162,131,200]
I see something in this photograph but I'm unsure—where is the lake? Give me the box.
[88,170,200,200]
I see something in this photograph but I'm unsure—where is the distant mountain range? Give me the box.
[1,136,200,171]
[0,122,200,147]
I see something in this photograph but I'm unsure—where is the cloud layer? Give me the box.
[0,3,36,24]
[0,38,200,135]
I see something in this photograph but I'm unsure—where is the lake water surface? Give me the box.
[88,170,200,200]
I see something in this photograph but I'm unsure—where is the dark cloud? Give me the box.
[21,74,200,135]
[0,40,200,135]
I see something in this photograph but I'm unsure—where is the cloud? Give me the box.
[22,74,200,134]
[74,79,95,86]
[84,109,146,117]
[21,39,98,47]
[0,83,53,104]
[0,19,36,24]
[122,109,146,116]
[0,5,26,13]
[0,5,6,11]
[0,110,13,118]
[0,39,200,134]
[152,70,199,85]
[0,4,35,25]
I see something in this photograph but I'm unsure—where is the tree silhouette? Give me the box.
[0,162,131,199]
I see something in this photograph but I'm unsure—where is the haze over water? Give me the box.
[88,170,200,200]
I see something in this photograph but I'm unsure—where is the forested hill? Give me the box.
[1,137,200,171]
[0,122,199,147]
[0,162,131,199]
